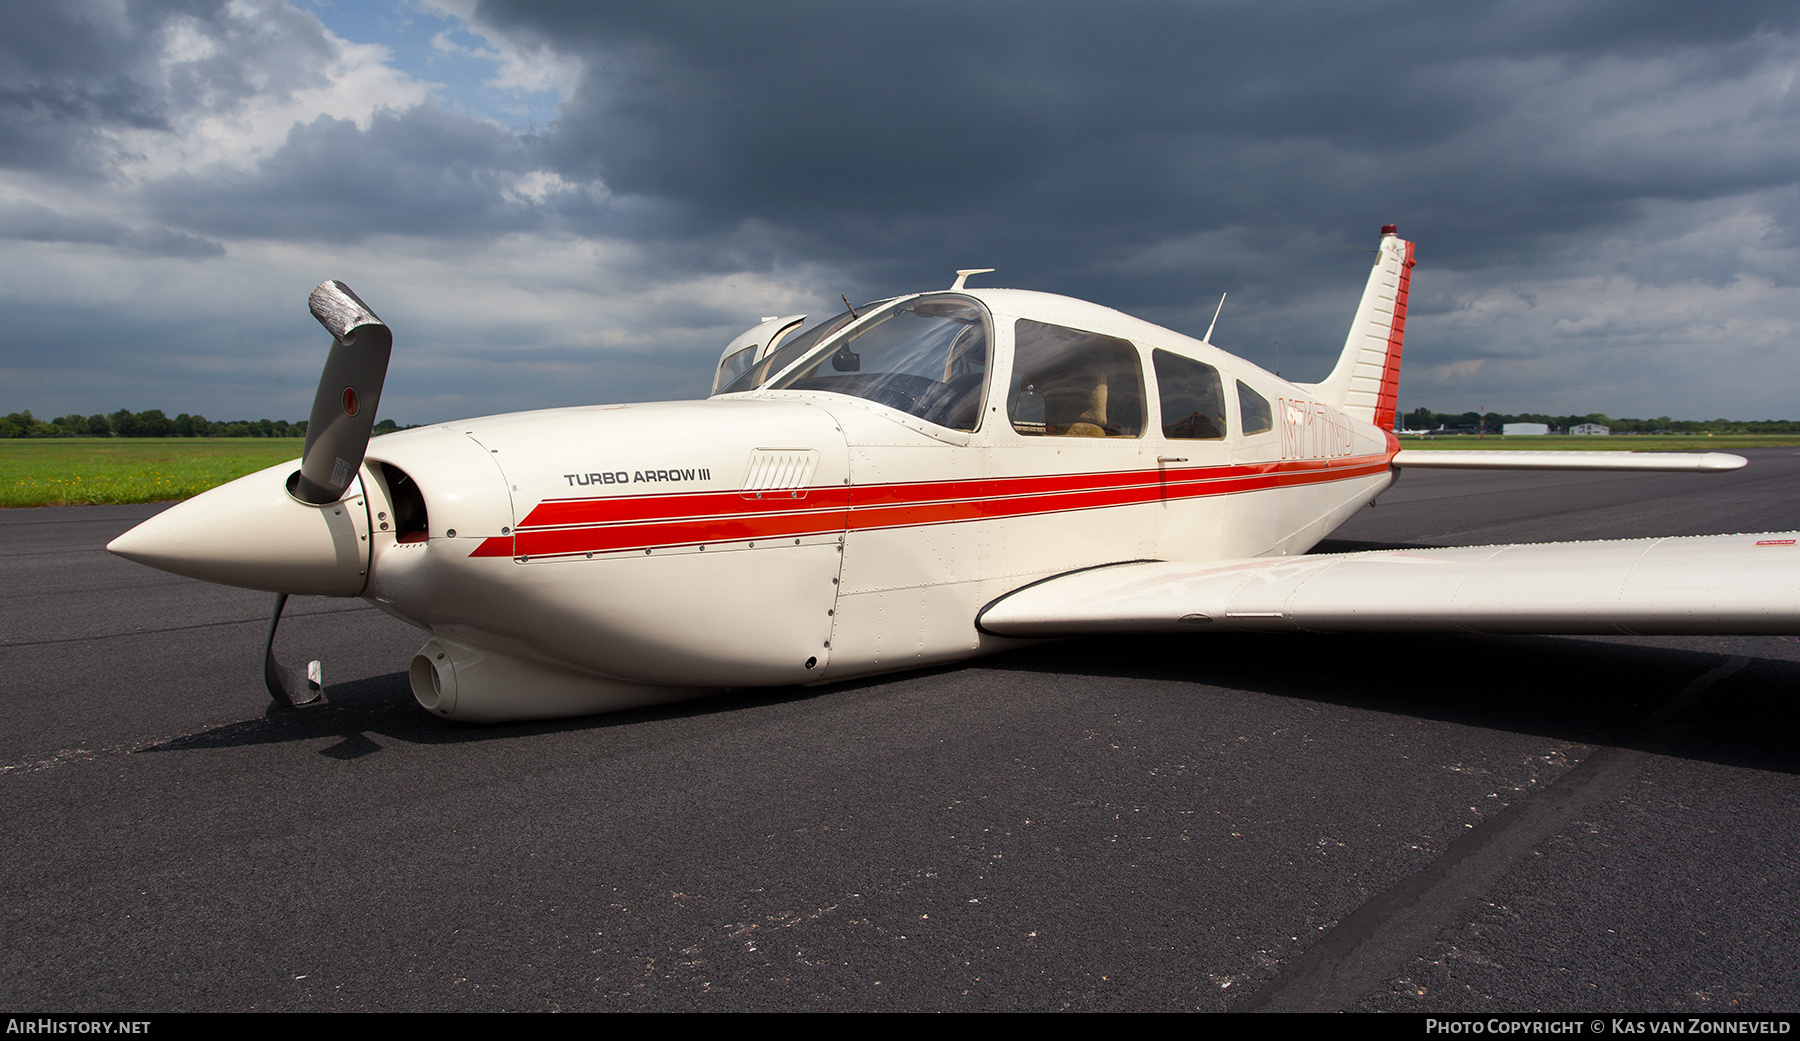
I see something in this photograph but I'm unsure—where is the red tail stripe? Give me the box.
[1373,240,1414,430]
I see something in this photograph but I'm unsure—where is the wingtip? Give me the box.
[1699,453,1749,472]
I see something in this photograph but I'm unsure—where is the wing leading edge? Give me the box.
[977,533,1800,638]
[1390,450,1746,472]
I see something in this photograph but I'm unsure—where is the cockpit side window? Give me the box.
[1007,320,1145,438]
[714,344,759,394]
[1238,380,1274,435]
[770,295,992,432]
[1153,349,1226,440]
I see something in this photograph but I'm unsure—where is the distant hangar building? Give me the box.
[1571,423,1610,436]
[1503,423,1549,436]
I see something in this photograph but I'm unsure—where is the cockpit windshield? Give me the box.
[717,301,891,396]
[769,294,991,432]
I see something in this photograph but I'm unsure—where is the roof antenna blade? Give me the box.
[1203,292,1227,343]
[841,294,859,319]
[951,268,994,290]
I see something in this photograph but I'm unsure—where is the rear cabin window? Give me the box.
[1238,380,1274,435]
[1008,320,1145,438]
[1153,349,1226,439]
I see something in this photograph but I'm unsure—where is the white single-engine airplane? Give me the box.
[109,226,1800,722]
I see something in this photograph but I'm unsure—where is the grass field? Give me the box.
[1396,434,1800,451]
[1,439,302,508]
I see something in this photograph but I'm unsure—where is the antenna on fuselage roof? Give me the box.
[1203,292,1227,344]
[951,268,994,290]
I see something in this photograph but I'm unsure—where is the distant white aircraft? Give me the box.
[108,226,1796,722]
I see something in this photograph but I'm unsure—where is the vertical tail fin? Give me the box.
[1302,225,1415,429]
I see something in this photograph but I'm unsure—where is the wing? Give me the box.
[976,532,1800,638]
[1391,450,1745,472]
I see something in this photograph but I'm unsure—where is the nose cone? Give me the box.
[108,460,372,596]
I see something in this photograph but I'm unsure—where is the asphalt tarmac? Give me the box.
[3,449,1798,1012]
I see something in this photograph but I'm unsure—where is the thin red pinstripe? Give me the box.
[470,452,1395,560]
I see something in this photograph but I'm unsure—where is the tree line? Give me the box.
[0,409,409,439]
[1402,408,1800,435]
[8,404,1795,439]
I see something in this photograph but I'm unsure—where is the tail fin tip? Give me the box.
[1309,225,1415,430]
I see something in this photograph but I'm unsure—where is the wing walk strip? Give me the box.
[471,453,1393,560]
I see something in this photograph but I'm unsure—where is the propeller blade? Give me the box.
[263,593,324,706]
[294,281,392,505]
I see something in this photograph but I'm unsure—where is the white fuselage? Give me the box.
[348,289,1396,716]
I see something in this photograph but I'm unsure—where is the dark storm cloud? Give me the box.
[0,0,335,174]
[483,0,1799,238]
[0,2,175,172]
[14,0,1791,300]
[453,0,1800,378]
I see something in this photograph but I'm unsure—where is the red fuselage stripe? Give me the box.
[477,453,1392,559]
